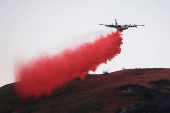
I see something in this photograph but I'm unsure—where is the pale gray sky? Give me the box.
[0,0,170,87]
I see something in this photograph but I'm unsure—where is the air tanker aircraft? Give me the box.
[100,19,145,31]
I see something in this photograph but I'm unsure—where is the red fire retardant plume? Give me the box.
[14,31,123,99]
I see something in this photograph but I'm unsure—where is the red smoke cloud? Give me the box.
[14,31,123,99]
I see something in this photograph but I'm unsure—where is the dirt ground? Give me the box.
[0,68,170,113]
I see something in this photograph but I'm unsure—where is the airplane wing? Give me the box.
[129,25,137,27]
[129,25,145,27]
[99,24,108,25]
[137,25,145,26]
[99,24,115,27]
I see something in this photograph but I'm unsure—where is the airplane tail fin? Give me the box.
[115,19,118,26]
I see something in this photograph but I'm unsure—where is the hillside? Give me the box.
[0,68,170,113]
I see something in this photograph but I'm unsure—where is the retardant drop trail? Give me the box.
[14,31,123,99]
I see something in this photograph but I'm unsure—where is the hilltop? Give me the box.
[0,68,170,113]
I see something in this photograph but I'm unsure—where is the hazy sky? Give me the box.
[0,0,170,87]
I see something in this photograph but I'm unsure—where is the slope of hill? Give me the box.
[0,68,170,113]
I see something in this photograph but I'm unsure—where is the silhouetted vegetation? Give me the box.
[115,108,123,113]
[116,84,162,101]
[149,79,170,91]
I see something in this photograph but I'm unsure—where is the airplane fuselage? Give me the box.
[116,25,129,30]
[105,25,130,31]
[100,19,144,31]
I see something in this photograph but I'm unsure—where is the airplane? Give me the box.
[99,19,145,31]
